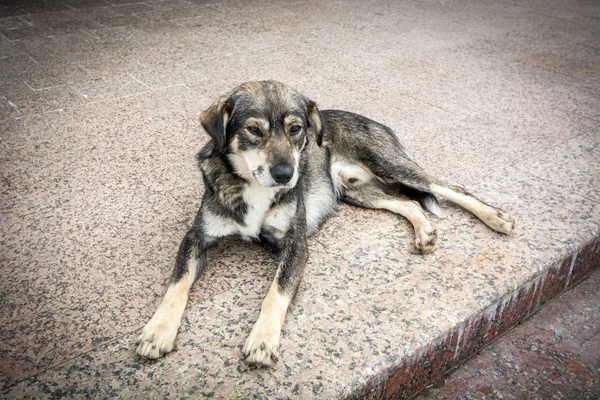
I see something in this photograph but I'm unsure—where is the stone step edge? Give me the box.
[346,235,600,400]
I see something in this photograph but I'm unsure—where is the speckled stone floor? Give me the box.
[418,269,600,400]
[0,0,599,399]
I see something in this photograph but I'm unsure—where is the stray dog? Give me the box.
[136,80,515,367]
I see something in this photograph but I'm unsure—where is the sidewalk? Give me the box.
[1,0,599,398]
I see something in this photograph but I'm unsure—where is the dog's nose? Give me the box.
[270,163,294,184]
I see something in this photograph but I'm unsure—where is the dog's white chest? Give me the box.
[201,184,285,240]
[238,184,279,238]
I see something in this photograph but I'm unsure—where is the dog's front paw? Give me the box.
[136,319,178,359]
[485,210,516,235]
[242,318,281,367]
[415,227,438,254]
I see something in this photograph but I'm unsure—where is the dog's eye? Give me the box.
[290,125,302,135]
[247,126,262,136]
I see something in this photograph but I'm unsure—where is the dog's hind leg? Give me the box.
[347,187,438,253]
[369,157,516,235]
[335,152,516,235]
[429,183,515,234]
[333,163,438,253]
[136,217,220,359]
[338,158,515,236]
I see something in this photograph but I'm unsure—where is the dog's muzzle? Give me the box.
[270,162,294,185]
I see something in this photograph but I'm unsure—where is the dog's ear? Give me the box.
[200,96,233,154]
[306,100,324,146]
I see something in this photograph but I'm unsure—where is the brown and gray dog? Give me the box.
[136,80,515,367]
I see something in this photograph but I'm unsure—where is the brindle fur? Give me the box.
[136,80,515,367]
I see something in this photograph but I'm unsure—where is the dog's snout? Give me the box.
[270,163,294,185]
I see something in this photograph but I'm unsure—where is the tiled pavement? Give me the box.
[0,0,599,398]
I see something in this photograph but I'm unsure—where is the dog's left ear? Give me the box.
[200,96,233,154]
[306,100,324,146]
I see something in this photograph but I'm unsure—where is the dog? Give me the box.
[135,80,515,367]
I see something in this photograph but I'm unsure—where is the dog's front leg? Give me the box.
[136,219,218,359]
[243,207,308,367]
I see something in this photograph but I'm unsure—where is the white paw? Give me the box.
[135,319,178,359]
[242,318,281,367]
[415,227,438,254]
[485,210,516,235]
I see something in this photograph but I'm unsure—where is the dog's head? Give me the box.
[200,81,323,188]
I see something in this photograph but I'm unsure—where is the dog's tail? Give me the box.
[419,193,441,216]
[389,183,442,216]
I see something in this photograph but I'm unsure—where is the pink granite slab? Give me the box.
[516,129,600,202]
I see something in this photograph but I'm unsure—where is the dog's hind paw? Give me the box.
[415,227,438,254]
[485,210,516,235]
[135,322,177,359]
